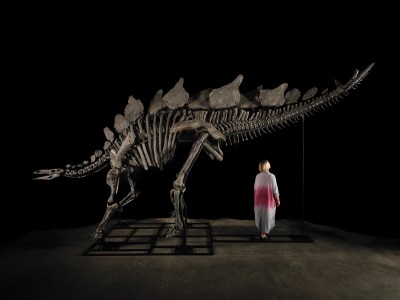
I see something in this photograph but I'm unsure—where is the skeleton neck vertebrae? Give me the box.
[33,63,375,239]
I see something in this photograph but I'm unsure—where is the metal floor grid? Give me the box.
[83,222,214,256]
[82,221,313,256]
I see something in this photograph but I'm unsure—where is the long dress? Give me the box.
[254,171,280,234]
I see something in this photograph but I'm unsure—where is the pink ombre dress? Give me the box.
[254,171,279,233]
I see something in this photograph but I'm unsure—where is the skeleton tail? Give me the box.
[218,62,375,145]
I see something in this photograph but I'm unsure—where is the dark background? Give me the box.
[16,6,399,242]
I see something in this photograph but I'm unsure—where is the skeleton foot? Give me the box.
[90,203,119,239]
[89,228,104,239]
[163,226,180,238]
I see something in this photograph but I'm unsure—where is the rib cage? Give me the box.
[118,110,187,170]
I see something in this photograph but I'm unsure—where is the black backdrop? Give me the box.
[20,7,398,242]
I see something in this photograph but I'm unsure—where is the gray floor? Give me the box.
[1,218,399,300]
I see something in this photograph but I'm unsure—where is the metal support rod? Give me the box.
[301,114,305,235]
[182,205,188,246]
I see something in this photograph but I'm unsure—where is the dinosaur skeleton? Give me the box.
[33,63,375,239]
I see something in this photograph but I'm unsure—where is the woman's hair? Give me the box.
[259,160,269,172]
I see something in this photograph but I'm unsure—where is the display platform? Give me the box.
[83,220,313,256]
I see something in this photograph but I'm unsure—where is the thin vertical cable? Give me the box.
[301,114,305,235]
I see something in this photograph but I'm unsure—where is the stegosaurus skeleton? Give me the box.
[33,63,375,238]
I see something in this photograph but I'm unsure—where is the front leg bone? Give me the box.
[94,132,135,238]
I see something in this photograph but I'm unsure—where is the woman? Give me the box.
[254,160,280,240]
